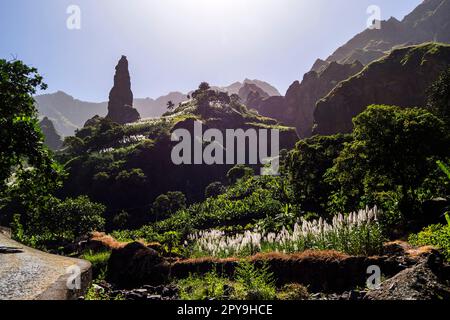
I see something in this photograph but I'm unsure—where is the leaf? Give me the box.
[437,160,450,180]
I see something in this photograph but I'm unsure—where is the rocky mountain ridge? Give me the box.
[314,42,450,135]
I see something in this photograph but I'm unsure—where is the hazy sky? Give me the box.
[0,0,421,101]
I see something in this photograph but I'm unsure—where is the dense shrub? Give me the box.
[409,215,450,261]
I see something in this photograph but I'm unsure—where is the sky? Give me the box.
[0,0,422,101]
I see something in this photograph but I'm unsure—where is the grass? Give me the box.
[409,214,450,261]
[80,250,111,279]
[177,260,277,301]
[189,207,384,258]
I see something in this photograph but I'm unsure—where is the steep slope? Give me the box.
[35,79,278,137]
[213,79,281,97]
[39,117,63,151]
[314,43,450,135]
[35,92,107,137]
[326,0,450,65]
[61,87,298,227]
[238,82,270,109]
[254,61,364,138]
[35,92,187,137]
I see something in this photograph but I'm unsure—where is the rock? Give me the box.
[106,56,140,124]
[326,0,450,65]
[39,117,63,151]
[106,242,170,289]
[253,61,363,138]
[314,43,450,135]
[364,251,450,300]
[238,83,270,108]
[126,292,147,301]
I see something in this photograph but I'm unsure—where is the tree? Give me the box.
[192,82,213,116]
[152,191,187,220]
[113,210,129,229]
[0,59,63,227]
[198,82,210,92]
[227,165,254,184]
[287,134,351,216]
[328,105,448,217]
[42,196,105,241]
[205,181,226,198]
[427,67,450,128]
[0,59,57,187]
[167,100,175,111]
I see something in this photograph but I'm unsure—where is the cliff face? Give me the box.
[106,56,140,124]
[253,61,363,138]
[314,43,450,135]
[39,117,63,151]
[326,0,450,66]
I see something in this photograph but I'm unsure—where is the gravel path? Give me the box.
[0,232,90,300]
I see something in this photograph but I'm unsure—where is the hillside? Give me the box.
[59,84,298,228]
[253,61,364,138]
[35,80,279,137]
[34,92,187,137]
[39,117,63,151]
[314,42,450,135]
[326,0,450,65]
[249,0,450,139]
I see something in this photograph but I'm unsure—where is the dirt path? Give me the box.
[0,231,91,300]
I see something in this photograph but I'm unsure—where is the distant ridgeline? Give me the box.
[249,0,450,138]
[39,117,63,151]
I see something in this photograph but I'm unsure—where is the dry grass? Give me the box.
[90,232,127,250]
[174,250,351,267]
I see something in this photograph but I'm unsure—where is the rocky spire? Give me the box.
[106,55,140,124]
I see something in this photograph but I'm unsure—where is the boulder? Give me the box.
[106,242,170,288]
[365,251,450,300]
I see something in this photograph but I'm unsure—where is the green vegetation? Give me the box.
[178,270,230,300]
[408,161,450,261]
[409,217,450,261]
[80,250,111,278]
[1,58,450,300]
[189,207,384,258]
[177,261,276,300]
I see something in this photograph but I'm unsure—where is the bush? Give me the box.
[205,181,226,198]
[80,250,111,279]
[178,271,229,300]
[42,196,106,242]
[227,165,254,184]
[233,261,276,300]
[409,214,450,261]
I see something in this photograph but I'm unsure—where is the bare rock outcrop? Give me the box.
[326,0,450,66]
[106,242,170,289]
[106,56,140,124]
[253,61,363,138]
[365,251,450,300]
